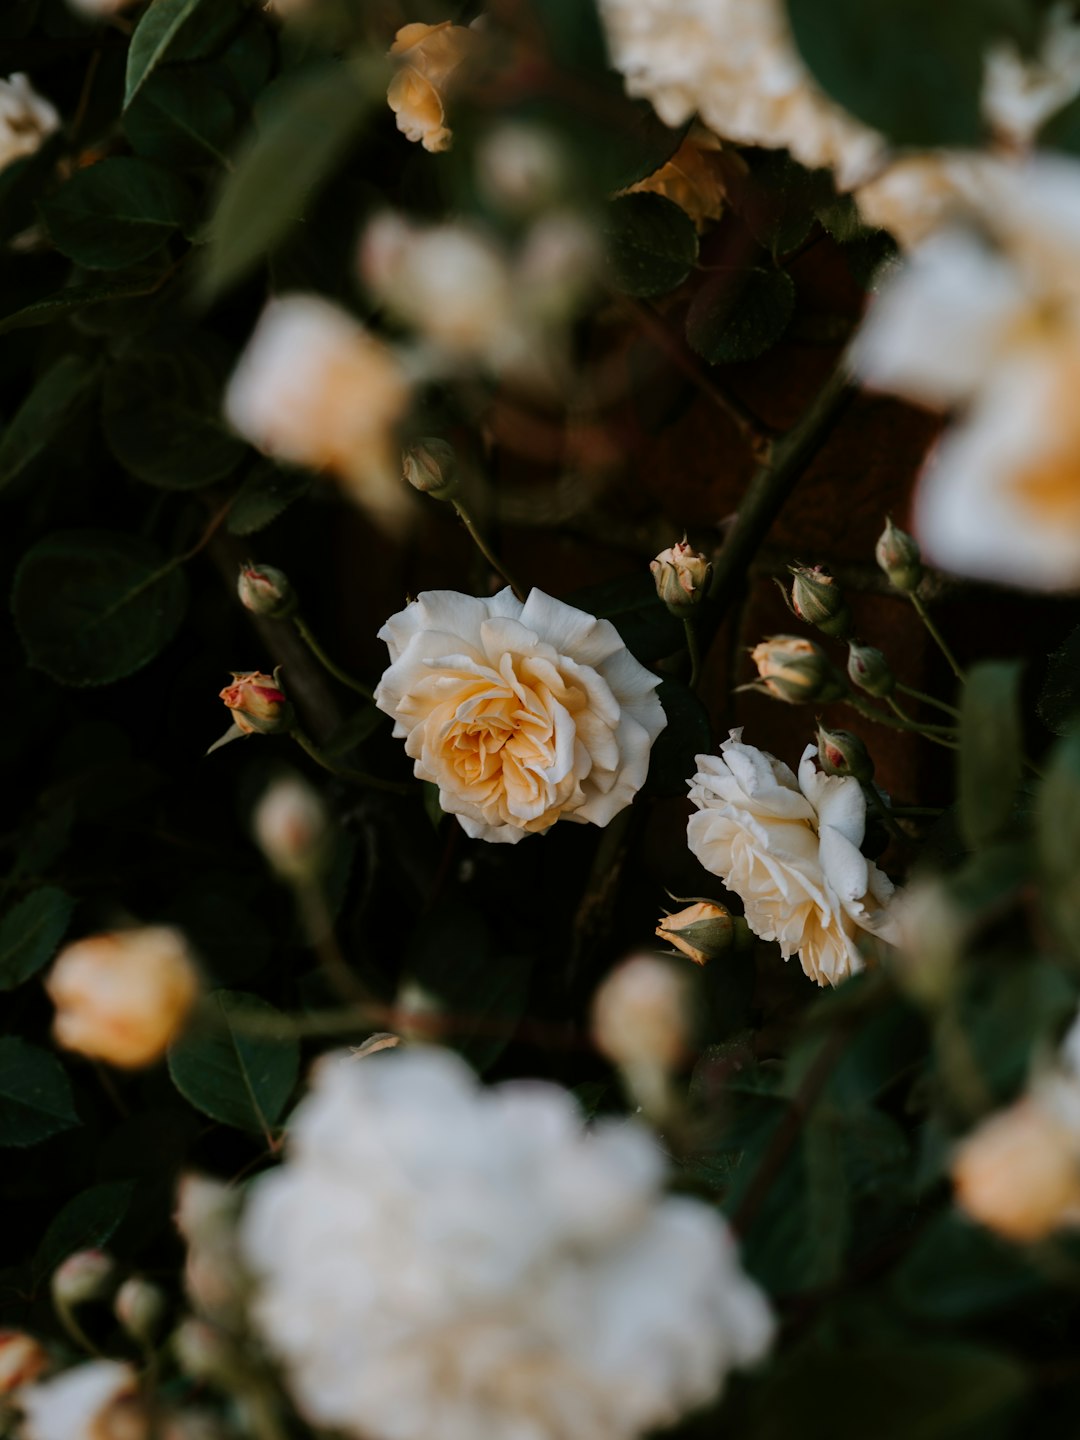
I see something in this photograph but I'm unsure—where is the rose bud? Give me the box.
[0,1331,48,1393]
[252,773,329,884]
[650,539,712,614]
[46,928,200,1069]
[219,669,293,736]
[52,1251,116,1310]
[655,901,736,965]
[237,564,297,620]
[847,640,895,697]
[816,724,875,784]
[875,517,923,593]
[477,123,569,216]
[749,635,846,704]
[114,1280,166,1347]
[172,1319,240,1386]
[951,1096,1080,1243]
[403,437,458,500]
[789,565,852,639]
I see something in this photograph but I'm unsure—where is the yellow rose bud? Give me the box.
[0,1331,48,1393]
[219,669,292,737]
[650,540,712,613]
[750,635,845,704]
[387,20,476,154]
[655,901,735,964]
[951,1096,1080,1242]
[236,564,296,620]
[46,928,200,1069]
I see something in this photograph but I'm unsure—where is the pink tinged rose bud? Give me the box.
[219,669,292,737]
[875,516,923,593]
[52,1251,115,1309]
[237,564,296,620]
[815,724,875,784]
[750,635,846,704]
[650,540,712,613]
[17,1360,145,1440]
[789,564,852,638]
[252,774,329,884]
[846,641,894,698]
[655,901,736,964]
[46,928,200,1069]
[0,1331,48,1393]
[402,437,458,499]
[951,1096,1080,1242]
[387,21,476,153]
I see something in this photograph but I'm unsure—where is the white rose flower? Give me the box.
[18,1361,142,1440]
[374,587,667,843]
[687,730,898,986]
[0,75,59,174]
[239,1048,774,1440]
[984,2,1080,147]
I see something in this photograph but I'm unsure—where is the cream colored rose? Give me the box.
[0,1331,48,1394]
[374,587,667,843]
[0,75,58,173]
[224,294,411,532]
[46,927,200,1068]
[687,731,897,986]
[387,21,475,153]
[18,1361,144,1440]
[951,1096,1080,1243]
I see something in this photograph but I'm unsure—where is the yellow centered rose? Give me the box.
[375,587,667,843]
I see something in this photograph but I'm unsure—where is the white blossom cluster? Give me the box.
[239,1047,774,1440]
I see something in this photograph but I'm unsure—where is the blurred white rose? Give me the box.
[0,75,58,173]
[687,730,898,986]
[18,1361,143,1440]
[375,586,667,843]
[239,1047,774,1440]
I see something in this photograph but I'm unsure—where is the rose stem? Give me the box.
[885,696,958,736]
[860,781,908,847]
[451,497,526,601]
[292,615,374,700]
[290,727,413,794]
[844,695,959,749]
[895,680,961,718]
[908,592,965,682]
[683,617,702,689]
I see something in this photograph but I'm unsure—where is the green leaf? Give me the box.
[125,0,220,107]
[226,461,312,535]
[32,1181,136,1287]
[894,1212,1045,1321]
[0,887,75,991]
[38,158,196,270]
[602,193,699,298]
[12,530,188,687]
[0,1039,79,1148]
[686,266,796,364]
[0,277,168,338]
[0,356,99,489]
[102,350,245,489]
[957,660,1023,850]
[644,678,712,798]
[1037,622,1080,735]
[125,69,240,167]
[201,59,382,300]
[168,990,300,1134]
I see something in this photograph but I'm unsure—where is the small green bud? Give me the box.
[403,437,459,500]
[750,635,846,704]
[789,565,852,639]
[875,517,923,593]
[816,724,875,783]
[847,641,894,698]
[237,563,297,620]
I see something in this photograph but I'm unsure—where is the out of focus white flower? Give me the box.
[597,0,883,190]
[476,123,569,215]
[240,1048,774,1440]
[952,1012,1080,1242]
[66,0,139,16]
[854,153,1006,252]
[18,1361,143,1440]
[0,75,58,173]
[687,731,898,986]
[592,955,690,1120]
[387,21,476,153]
[175,1176,246,1324]
[0,1332,48,1394]
[224,294,411,532]
[854,158,1080,589]
[984,2,1080,147]
[252,774,329,884]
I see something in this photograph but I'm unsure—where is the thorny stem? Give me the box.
[896,680,961,718]
[909,592,965,683]
[290,728,413,794]
[451,497,526,600]
[293,616,374,700]
[683,617,702,690]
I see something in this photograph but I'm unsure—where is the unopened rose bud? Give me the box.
[476,123,568,215]
[655,901,736,965]
[0,1331,48,1393]
[253,773,329,885]
[219,669,293,737]
[52,1251,115,1309]
[789,565,852,639]
[875,517,923,593]
[592,955,689,1078]
[172,1320,239,1385]
[46,928,200,1069]
[650,540,712,614]
[750,635,845,704]
[816,725,874,784]
[951,1096,1080,1242]
[403,437,458,500]
[114,1279,166,1347]
[236,564,297,620]
[847,641,894,697]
